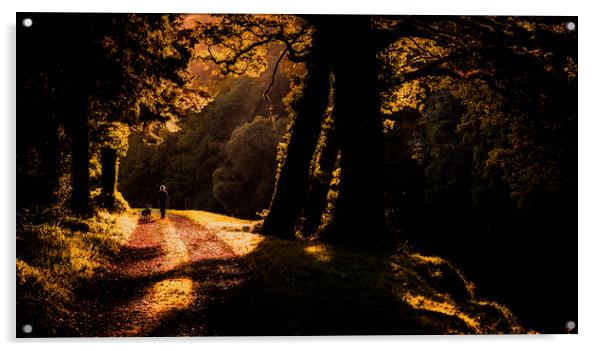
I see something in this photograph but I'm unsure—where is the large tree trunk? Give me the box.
[325,16,389,245]
[100,147,118,211]
[300,108,339,236]
[261,43,331,239]
[68,98,91,216]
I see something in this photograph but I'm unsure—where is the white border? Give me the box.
[2,1,600,350]
[2,0,582,15]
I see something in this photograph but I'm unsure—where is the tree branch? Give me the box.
[211,38,272,66]
[263,47,287,131]
[408,36,440,58]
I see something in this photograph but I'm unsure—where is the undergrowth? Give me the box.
[16,209,136,337]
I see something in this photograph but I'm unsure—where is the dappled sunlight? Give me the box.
[174,210,264,256]
[403,292,482,333]
[147,277,194,315]
[303,243,332,263]
[214,231,265,256]
[68,245,100,279]
[120,219,189,278]
[388,251,527,334]
[102,217,201,336]
[115,212,139,241]
[61,209,529,336]
[160,219,189,270]
[180,209,524,334]
[111,276,196,336]
[409,252,445,265]
[172,210,256,228]
[392,251,477,299]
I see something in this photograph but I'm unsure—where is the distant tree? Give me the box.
[118,56,291,211]
[213,116,288,218]
[194,15,329,238]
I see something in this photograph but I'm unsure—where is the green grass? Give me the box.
[16,210,137,336]
[171,209,258,230]
[178,210,528,334]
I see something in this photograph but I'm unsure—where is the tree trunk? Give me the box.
[261,43,331,238]
[41,120,62,207]
[100,147,118,211]
[68,99,91,216]
[300,109,340,235]
[325,16,389,245]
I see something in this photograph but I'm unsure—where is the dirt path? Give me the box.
[76,214,248,336]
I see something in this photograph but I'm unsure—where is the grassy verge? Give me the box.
[16,210,137,337]
[177,210,530,334]
[172,210,261,256]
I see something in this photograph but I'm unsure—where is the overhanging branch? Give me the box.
[263,47,287,131]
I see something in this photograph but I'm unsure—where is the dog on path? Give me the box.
[141,205,152,220]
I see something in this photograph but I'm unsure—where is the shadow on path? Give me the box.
[74,214,520,336]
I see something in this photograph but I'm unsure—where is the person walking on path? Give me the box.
[158,185,169,219]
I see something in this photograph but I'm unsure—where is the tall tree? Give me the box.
[319,16,389,244]
[195,15,325,239]
[300,107,339,236]
[18,13,208,215]
[261,53,331,237]
[89,14,208,211]
[194,15,576,247]
[18,14,96,215]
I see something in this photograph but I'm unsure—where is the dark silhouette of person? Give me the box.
[157,185,169,219]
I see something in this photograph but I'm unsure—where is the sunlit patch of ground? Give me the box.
[403,292,481,332]
[303,243,332,263]
[147,278,194,315]
[17,210,140,336]
[110,276,196,337]
[61,210,528,336]
[390,249,528,333]
[172,210,263,256]
[106,217,198,335]
[409,252,445,265]
[172,210,256,228]
[113,211,139,241]
[81,213,247,337]
[211,231,265,256]
[160,220,189,269]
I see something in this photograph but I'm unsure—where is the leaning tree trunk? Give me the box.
[261,46,331,239]
[300,108,340,236]
[100,147,118,211]
[326,16,389,245]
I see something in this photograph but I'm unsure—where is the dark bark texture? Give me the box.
[300,108,340,236]
[324,16,389,244]
[261,43,331,238]
[68,113,90,215]
[100,147,118,211]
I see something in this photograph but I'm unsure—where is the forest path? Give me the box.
[76,213,249,336]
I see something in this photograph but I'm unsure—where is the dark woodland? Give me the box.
[17,13,577,336]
